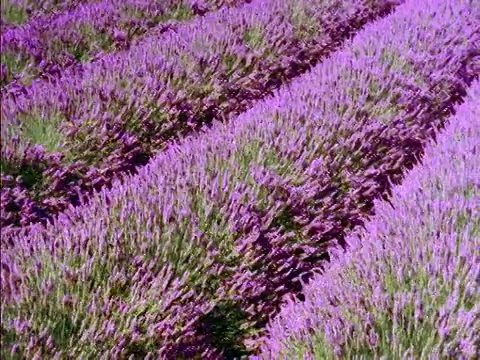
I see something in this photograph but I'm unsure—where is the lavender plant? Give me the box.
[0,0,401,230]
[0,0,98,26]
[254,79,480,360]
[1,0,478,357]
[0,0,250,89]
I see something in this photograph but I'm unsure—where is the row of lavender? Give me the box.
[0,0,250,88]
[256,79,480,359]
[1,0,478,357]
[0,0,400,230]
[1,0,97,27]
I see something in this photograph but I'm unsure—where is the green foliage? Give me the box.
[290,3,320,41]
[0,324,24,360]
[271,207,302,233]
[49,24,112,63]
[132,4,193,25]
[336,67,407,126]
[243,26,265,50]
[1,2,27,25]
[79,24,113,53]
[17,112,66,153]
[2,287,82,356]
[0,52,33,86]
[0,158,45,196]
[168,4,192,21]
[282,331,335,360]
[49,311,79,349]
[123,339,157,359]
[198,301,249,359]
[222,52,243,77]
[1,251,138,357]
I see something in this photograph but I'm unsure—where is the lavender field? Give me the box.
[0,0,478,358]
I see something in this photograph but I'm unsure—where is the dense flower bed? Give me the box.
[1,0,478,358]
[1,0,400,230]
[1,0,99,27]
[255,79,480,359]
[0,0,250,88]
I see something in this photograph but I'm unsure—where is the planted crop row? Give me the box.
[1,0,478,357]
[255,80,480,359]
[0,0,401,230]
[0,0,98,27]
[203,0,479,353]
[0,0,251,88]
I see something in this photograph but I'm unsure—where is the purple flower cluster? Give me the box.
[1,0,400,230]
[1,0,479,357]
[0,0,98,27]
[254,79,480,359]
[0,0,250,88]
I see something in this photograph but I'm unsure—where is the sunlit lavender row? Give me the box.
[0,0,400,229]
[255,79,480,360]
[1,0,478,357]
[0,0,250,88]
